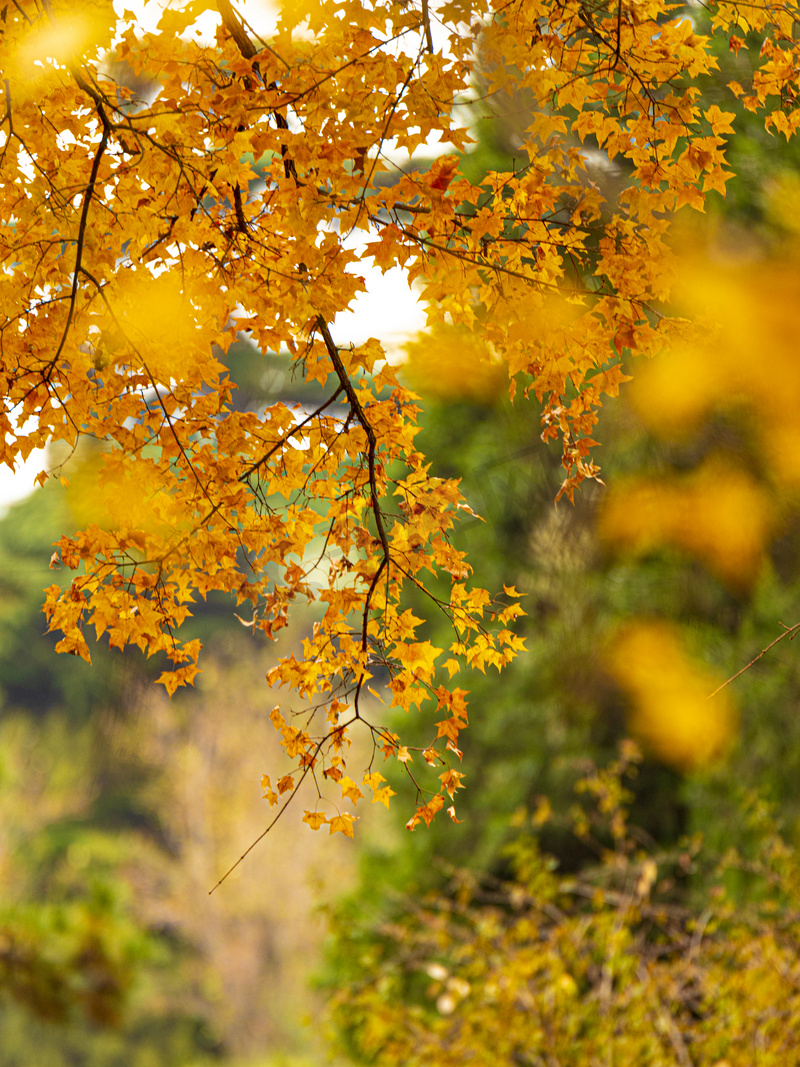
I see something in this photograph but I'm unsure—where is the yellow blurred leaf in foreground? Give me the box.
[598,458,773,589]
[6,1,115,96]
[628,250,800,485]
[403,323,505,404]
[607,619,737,771]
[66,451,172,539]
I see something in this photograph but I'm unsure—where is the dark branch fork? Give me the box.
[313,316,392,709]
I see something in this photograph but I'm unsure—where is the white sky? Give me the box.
[0,452,47,516]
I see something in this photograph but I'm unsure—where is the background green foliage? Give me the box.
[329,750,800,1067]
[0,482,348,1066]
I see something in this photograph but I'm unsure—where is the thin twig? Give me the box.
[208,741,321,893]
[707,622,800,700]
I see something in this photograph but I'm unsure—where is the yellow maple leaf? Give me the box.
[371,787,396,810]
[261,775,279,808]
[339,776,364,805]
[406,794,445,831]
[396,641,442,680]
[439,769,465,799]
[362,771,386,791]
[328,813,357,838]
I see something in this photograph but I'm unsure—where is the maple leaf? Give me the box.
[439,769,465,799]
[328,813,358,838]
[362,772,386,791]
[406,794,445,831]
[371,787,396,810]
[395,641,442,680]
[428,156,460,195]
[261,775,279,808]
[435,718,464,744]
[340,776,364,805]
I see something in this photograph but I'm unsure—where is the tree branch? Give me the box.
[707,622,800,700]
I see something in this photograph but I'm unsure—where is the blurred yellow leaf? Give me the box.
[629,250,800,487]
[599,458,773,589]
[112,269,206,383]
[7,2,115,95]
[403,323,505,405]
[606,619,737,771]
[763,170,800,236]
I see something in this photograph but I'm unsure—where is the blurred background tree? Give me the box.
[0,482,354,1065]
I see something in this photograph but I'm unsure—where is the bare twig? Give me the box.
[708,622,800,700]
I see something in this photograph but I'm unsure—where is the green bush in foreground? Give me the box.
[329,745,800,1067]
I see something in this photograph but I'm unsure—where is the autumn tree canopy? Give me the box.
[1,0,798,840]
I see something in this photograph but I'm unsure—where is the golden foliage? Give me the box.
[403,323,505,404]
[1,0,798,834]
